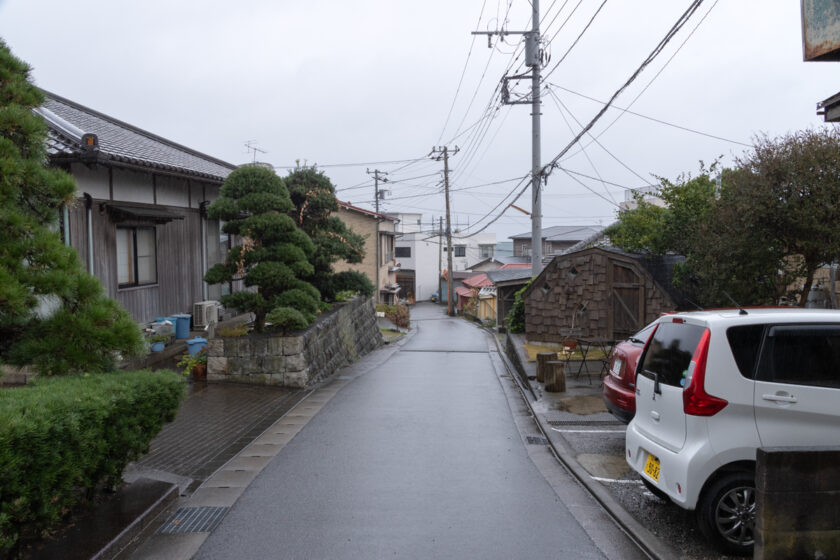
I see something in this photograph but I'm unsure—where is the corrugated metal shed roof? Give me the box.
[486,268,534,284]
[38,91,236,182]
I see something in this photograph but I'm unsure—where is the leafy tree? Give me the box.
[283,166,372,300]
[685,129,840,306]
[204,165,320,332]
[0,39,144,375]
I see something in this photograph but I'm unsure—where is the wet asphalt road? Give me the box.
[194,306,616,560]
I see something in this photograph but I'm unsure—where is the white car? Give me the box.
[625,308,840,555]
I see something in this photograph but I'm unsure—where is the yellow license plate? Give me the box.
[644,454,660,481]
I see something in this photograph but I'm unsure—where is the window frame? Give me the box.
[117,225,158,289]
[395,246,411,258]
[454,245,466,258]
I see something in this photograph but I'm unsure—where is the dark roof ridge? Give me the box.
[41,89,236,170]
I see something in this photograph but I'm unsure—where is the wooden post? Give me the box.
[545,361,566,393]
[536,352,556,383]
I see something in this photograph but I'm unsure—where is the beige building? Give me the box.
[334,202,401,304]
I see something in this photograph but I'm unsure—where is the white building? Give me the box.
[391,213,496,301]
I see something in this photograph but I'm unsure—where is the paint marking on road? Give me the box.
[591,476,644,484]
[550,428,626,434]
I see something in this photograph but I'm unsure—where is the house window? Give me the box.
[395,246,411,258]
[454,245,466,257]
[479,244,495,258]
[117,226,157,287]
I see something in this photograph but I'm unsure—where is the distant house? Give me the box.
[334,202,400,304]
[36,91,237,323]
[510,225,602,260]
[391,213,440,301]
[521,247,686,343]
[456,273,496,321]
[486,267,534,326]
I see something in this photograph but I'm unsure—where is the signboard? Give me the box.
[802,0,840,61]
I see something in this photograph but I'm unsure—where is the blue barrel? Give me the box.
[187,337,207,355]
[173,314,191,339]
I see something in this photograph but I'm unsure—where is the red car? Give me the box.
[602,321,657,423]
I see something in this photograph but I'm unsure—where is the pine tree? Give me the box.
[204,165,321,332]
[284,166,372,300]
[0,39,144,374]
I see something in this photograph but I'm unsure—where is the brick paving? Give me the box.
[135,382,305,482]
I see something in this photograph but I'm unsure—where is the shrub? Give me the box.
[505,280,532,333]
[376,303,410,329]
[0,370,184,554]
[265,306,309,334]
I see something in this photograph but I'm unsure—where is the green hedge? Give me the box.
[0,370,184,554]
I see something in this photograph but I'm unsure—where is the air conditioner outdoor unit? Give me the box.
[193,300,219,328]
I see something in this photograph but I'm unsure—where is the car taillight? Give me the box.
[682,328,728,416]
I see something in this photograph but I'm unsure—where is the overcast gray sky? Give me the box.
[1,0,837,240]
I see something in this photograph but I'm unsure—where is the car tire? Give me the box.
[696,472,755,556]
[641,478,669,502]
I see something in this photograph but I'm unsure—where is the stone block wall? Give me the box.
[207,296,383,388]
[755,447,840,559]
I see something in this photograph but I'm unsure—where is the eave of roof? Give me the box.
[338,201,398,222]
[38,90,236,183]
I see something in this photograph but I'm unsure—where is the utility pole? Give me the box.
[438,217,443,304]
[473,0,542,277]
[430,146,459,316]
[367,168,388,303]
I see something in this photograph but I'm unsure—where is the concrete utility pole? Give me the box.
[430,146,459,316]
[367,168,388,303]
[438,216,443,303]
[473,0,542,277]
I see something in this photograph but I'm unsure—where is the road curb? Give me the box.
[492,333,680,560]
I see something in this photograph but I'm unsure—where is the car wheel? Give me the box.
[642,478,669,502]
[696,472,755,556]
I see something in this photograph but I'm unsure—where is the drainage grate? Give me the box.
[526,436,548,445]
[157,506,229,534]
[547,420,623,427]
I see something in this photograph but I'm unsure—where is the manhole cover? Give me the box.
[526,436,548,445]
[157,506,229,534]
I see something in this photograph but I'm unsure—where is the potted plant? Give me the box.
[177,350,207,381]
[149,334,167,352]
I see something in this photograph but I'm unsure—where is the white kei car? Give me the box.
[625,308,840,555]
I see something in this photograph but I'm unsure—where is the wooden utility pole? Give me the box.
[430,146,458,316]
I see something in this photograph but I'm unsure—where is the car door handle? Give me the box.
[649,411,661,421]
[762,393,797,403]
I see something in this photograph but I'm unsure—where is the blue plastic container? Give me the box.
[187,337,207,355]
[173,314,191,339]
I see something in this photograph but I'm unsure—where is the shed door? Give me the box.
[611,263,643,340]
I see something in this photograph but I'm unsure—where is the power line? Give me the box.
[541,0,609,84]
[543,0,707,176]
[547,80,750,147]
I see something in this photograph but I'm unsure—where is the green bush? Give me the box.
[505,280,532,334]
[266,306,309,334]
[0,370,184,554]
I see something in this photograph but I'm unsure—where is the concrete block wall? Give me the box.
[755,447,840,559]
[207,296,383,388]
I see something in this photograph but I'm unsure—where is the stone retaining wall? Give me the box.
[207,296,383,388]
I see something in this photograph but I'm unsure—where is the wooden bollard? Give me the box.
[545,360,566,393]
[536,352,556,383]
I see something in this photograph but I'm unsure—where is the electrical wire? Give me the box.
[548,80,750,147]
[541,0,609,85]
[543,0,707,175]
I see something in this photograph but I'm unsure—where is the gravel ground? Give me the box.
[558,428,740,560]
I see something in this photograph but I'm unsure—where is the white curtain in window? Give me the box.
[136,228,156,284]
[117,228,133,284]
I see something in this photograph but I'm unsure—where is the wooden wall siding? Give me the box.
[65,196,224,323]
[524,249,675,343]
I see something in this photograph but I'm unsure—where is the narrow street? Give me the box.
[190,304,646,559]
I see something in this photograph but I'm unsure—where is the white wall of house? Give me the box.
[395,230,439,301]
[448,232,496,272]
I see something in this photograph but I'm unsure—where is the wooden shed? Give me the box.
[522,247,685,343]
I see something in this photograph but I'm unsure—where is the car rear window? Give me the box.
[638,321,705,388]
[726,325,764,378]
[758,324,840,388]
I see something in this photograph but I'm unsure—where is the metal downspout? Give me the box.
[83,193,94,275]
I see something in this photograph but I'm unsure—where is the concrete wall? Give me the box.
[207,295,383,388]
[755,447,840,559]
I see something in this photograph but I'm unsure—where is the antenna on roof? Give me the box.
[244,140,267,164]
[722,291,748,315]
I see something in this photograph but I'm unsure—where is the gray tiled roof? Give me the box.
[38,91,236,182]
[510,225,602,241]
[486,268,534,284]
